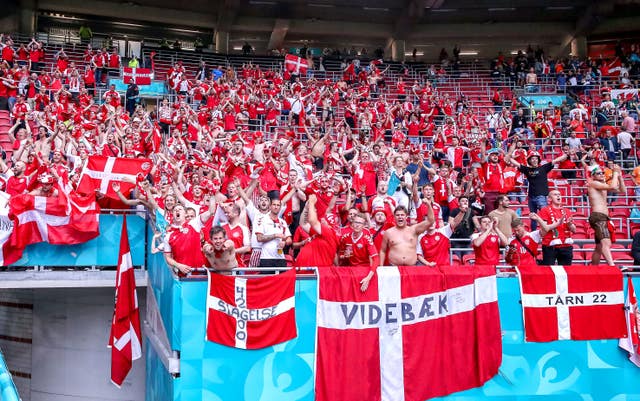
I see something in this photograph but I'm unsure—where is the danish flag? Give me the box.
[77,156,152,200]
[285,54,308,75]
[109,217,142,387]
[516,265,626,342]
[205,268,297,349]
[619,277,640,367]
[4,191,100,265]
[316,265,501,401]
[123,67,153,85]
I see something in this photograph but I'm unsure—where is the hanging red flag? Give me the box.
[620,276,640,367]
[109,217,142,387]
[516,265,626,342]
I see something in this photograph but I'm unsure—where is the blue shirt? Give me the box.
[406,161,431,187]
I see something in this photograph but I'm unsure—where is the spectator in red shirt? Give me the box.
[471,215,508,266]
[506,218,542,266]
[337,212,378,268]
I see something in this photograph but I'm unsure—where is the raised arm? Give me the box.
[413,199,435,235]
[505,141,521,168]
[551,151,568,165]
[306,194,322,235]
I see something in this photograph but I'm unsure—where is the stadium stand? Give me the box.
[1,28,639,270]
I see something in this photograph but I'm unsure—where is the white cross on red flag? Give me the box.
[516,265,626,342]
[619,276,640,367]
[284,54,308,75]
[315,265,502,401]
[77,156,153,200]
[109,216,142,387]
[205,268,297,349]
[123,67,153,85]
[4,191,100,265]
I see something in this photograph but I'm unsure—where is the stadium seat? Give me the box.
[450,254,462,265]
[462,254,475,265]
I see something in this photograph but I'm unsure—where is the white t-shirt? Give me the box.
[618,131,633,150]
[246,202,270,249]
[254,215,291,259]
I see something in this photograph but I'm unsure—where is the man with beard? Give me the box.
[1,160,35,195]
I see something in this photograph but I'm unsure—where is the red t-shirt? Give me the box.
[537,206,573,247]
[222,223,249,267]
[338,231,378,267]
[165,221,208,267]
[471,232,501,266]
[508,231,541,266]
[6,175,28,196]
[295,223,338,267]
[481,161,506,193]
[419,225,453,265]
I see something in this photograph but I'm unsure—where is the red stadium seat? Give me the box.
[462,254,475,265]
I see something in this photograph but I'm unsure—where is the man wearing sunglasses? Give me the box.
[587,164,626,266]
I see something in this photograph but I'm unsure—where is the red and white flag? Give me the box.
[109,217,142,387]
[516,265,626,342]
[284,54,308,75]
[205,268,297,349]
[619,277,640,367]
[77,156,153,200]
[0,206,23,266]
[8,191,100,252]
[608,58,624,77]
[611,89,639,104]
[315,265,502,401]
[123,67,153,85]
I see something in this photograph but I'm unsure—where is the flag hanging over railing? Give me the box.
[516,265,626,342]
[620,276,640,367]
[109,217,142,387]
[205,268,297,349]
[315,265,502,401]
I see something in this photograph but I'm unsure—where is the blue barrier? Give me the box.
[10,214,146,267]
[111,79,167,97]
[146,270,640,401]
[0,351,20,401]
[518,95,566,109]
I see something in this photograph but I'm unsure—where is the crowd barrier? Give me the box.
[8,213,146,268]
[144,253,640,401]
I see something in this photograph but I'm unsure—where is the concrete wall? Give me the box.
[0,288,146,401]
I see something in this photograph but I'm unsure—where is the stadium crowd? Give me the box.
[1,32,640,278]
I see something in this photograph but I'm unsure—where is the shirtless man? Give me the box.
[587,164,625,266]
[379,204,434,266]
[203,226,238,271]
